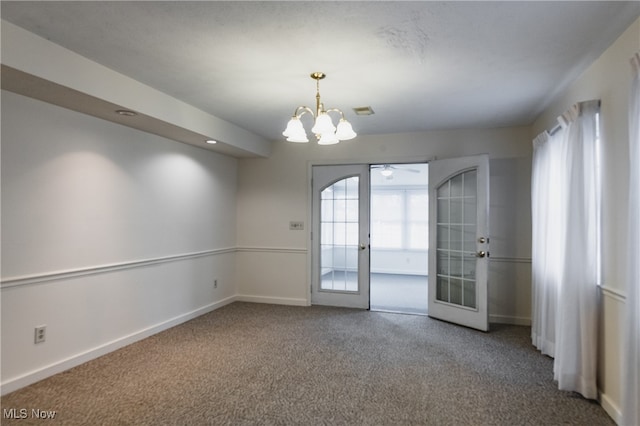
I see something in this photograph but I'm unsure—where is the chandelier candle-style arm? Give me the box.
[283,72,357,144]
[292,106,315,118]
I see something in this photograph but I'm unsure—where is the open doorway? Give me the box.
[369,163,429,314]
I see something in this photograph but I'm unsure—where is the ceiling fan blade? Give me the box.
[390,165,421,173]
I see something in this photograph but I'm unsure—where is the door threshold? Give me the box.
[370,308,428,316]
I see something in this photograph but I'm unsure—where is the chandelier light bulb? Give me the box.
[311,113,336,135]
[283,116,302,137]
[336,119,357,140]
[318,132,340,145]
[283,117,309,142]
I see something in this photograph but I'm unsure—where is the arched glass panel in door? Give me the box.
[436,170,477,309]
[320,176,359,292]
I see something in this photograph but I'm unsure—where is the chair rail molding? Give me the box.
[235,246,307,254]
[1,248,236,289]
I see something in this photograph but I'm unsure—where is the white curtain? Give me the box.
[622,51,640,426]
[531,131,563,357]
[531,100,601,400]
[553,100,601,400]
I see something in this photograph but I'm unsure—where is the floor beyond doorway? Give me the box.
[370,273,428,315]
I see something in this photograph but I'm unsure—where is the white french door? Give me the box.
[311,164,370,309]
[428,155,490,331]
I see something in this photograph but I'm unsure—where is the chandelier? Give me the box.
[283,72,357,145]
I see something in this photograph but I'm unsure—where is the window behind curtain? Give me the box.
[370,188,428,250]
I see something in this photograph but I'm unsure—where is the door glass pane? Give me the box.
[334,223,346,245]
[451,174,464,197]
[463,171,477,194]
[435,170,478,308]
[345,176,359,198]
[437,224,449,250]
[346,199,358,222]
[321,177,359,292]
[464,198,476,224]
[450,252,463,276]
[463,227,476,252]
[322,199,334,221]
[451,198,463,223]
[463,279,476,308]
[334,200,346,222]
[321,223,333,244]
[463,252,476,279]
[437,250,449,275]
[450,278,463,305]
[450,225,463,251]
[346,223,359,245]
[436,276,448,301]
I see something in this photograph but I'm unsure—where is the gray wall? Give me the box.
[1,91,238,393]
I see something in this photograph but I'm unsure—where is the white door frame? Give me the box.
[304,157,434,307]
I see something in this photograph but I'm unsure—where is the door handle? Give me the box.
[476,251,486,258]
[359,243,367,251]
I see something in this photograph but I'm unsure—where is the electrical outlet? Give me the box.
[34,326,46,344]
[214,279,218,289]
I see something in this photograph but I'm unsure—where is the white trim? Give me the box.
[599,285,626,302]
[371,269,428,276]
[490,256,532,264]
[235,247,307,254]
[235,294,309,306]
[305,158,434,307]
[307,156,436,169]
[599,390,622,425]
[0,295,237,396]
[489,314,531,326]
[1,248,235,289]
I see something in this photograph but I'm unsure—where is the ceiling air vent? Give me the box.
[352,106,375,116]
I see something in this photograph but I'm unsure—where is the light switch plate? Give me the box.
[289,221,304,230]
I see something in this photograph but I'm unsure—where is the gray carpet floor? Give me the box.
[1,302,614,425]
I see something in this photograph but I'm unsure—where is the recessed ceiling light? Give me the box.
[353,106,375,116]
[205,139,217,144]
[115,109,137,117]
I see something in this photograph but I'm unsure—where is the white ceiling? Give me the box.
[2,1,639,143]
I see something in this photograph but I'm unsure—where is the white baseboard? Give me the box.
[0,295,237,396]
[235,294,309,307]
[489,314,531,326]
[0,298,532,396]
[599,390,622,425]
